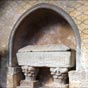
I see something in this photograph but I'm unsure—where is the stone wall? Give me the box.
[0,0,88,68]
[0,0,88,88]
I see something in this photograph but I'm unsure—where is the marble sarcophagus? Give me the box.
[17,45,75,68]
[16,44,75,88]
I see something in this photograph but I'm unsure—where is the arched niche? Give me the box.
[8,3,81,73]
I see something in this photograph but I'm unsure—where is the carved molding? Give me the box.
[50,67,68,84]
[21,66,39,81]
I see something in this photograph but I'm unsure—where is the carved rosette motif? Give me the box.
[50,67,68,84]
[21,66,39,81]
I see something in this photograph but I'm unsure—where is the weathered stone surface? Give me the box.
[17,80,39,88]
[17,45,75,67]
[69,71,88,88]
[18,45,70,52]
[49,84,68,88]
[21,66,39,81]
[17,66,39,88]
[50,67,68,88]
[0,1,88,88]
[16,45,75,88]
[44,84,68,88]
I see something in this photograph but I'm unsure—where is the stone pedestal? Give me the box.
[43,84,68,88]
[17,66,39,88]
[45,84,69,88]
[17,80,39,88]
[69,70,88,88]
[50,67,69,88]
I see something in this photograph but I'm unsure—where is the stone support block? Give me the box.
[17,66,39,88]
[50,67,69,88]
[69,70,88,88]
[17,80,39,88]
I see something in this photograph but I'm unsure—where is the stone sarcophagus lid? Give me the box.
[17,44,75,68]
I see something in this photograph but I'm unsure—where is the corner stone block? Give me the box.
[69,70,88,88]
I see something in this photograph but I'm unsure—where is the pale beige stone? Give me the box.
[69,71,88,88]
[17,45,75,67]
[0,1,88,88]
[17,80,39,88]
[18,45,70,52]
